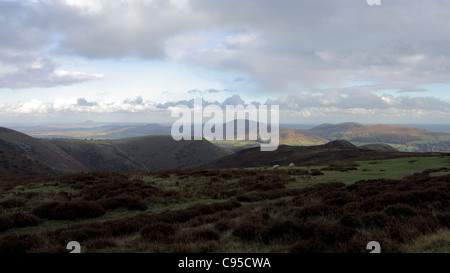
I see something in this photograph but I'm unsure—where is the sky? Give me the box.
[0,0,450,125]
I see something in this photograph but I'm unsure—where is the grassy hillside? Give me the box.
[210,127,327,152]
[0,127,88,176]
[359,143,398,152]
[200,140,442,169]
[0,155,449,253]
[210,122,450,153]
[279,128,327,145]
[0,127,233,176]
[109,135,233,170]
[0,141,54,177]
[45,139,147,172]
[47,135,232,172]
[9,122,450,152]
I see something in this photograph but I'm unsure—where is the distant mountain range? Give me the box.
[6,121,450,153]
[209,121,450,153]
[308,122,450,152]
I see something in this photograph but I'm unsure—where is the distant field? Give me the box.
[0,155,449,253]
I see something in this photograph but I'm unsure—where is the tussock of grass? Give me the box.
[401,229,450,253]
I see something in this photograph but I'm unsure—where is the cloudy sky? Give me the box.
[1,0,450,124]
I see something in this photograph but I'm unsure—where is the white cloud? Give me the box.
[50,70,104,82]
[224,33,264,49]
[53,97,77,111]
[1,0,450,124]
[267,89,450,111]
[3,0,450,91]
[397,55,425,65]
[8,99,48,114]
[62,0,104,14]
[0,93,449,124]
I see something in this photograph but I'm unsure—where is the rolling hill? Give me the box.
[11,121,450,152]
[202,121,450,153]
[359,143,399,152]
[0,127,232,176]
[309,122,450,152]
[46,135,232,172]
[208,119,328,151]
[279,127,328,145]
[0,127,88,176]
[199,139,442,169]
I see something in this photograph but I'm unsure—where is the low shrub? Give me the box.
[0,213,41,232]
[261,221,306,244]
[384,204,417,217]
[316,223,357,245]
[295,204,336,220]
[0,198,25,209]
[52,222,108,244]
[361,212,389,228]
[176,227,220,243]
[339,214,365,229]
[105,218,141,236]
[289,239,326,253]
[215,219,233,232]
[0,214,13,232]
[172,241,219,253]
[11,213,41,228]
[32,201,105,220]
[436,212,450,228]
[100,194,148,211]
[388,220,421,243]
[85,238,117,252]
[233,220,265,241]
[141,222,176,241]
[0,233,44,253]
[187,214,221,227]
[310,170,324,176]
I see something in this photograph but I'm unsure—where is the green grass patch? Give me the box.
[14,184,79,194]
[288,156,450,186]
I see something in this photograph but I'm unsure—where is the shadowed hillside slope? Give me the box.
[0,127,88,176]
[0,127,233,176]
[359,143,398,152]
[46,135,233,172]
[109,135,233,170]
[200,140,443,169]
